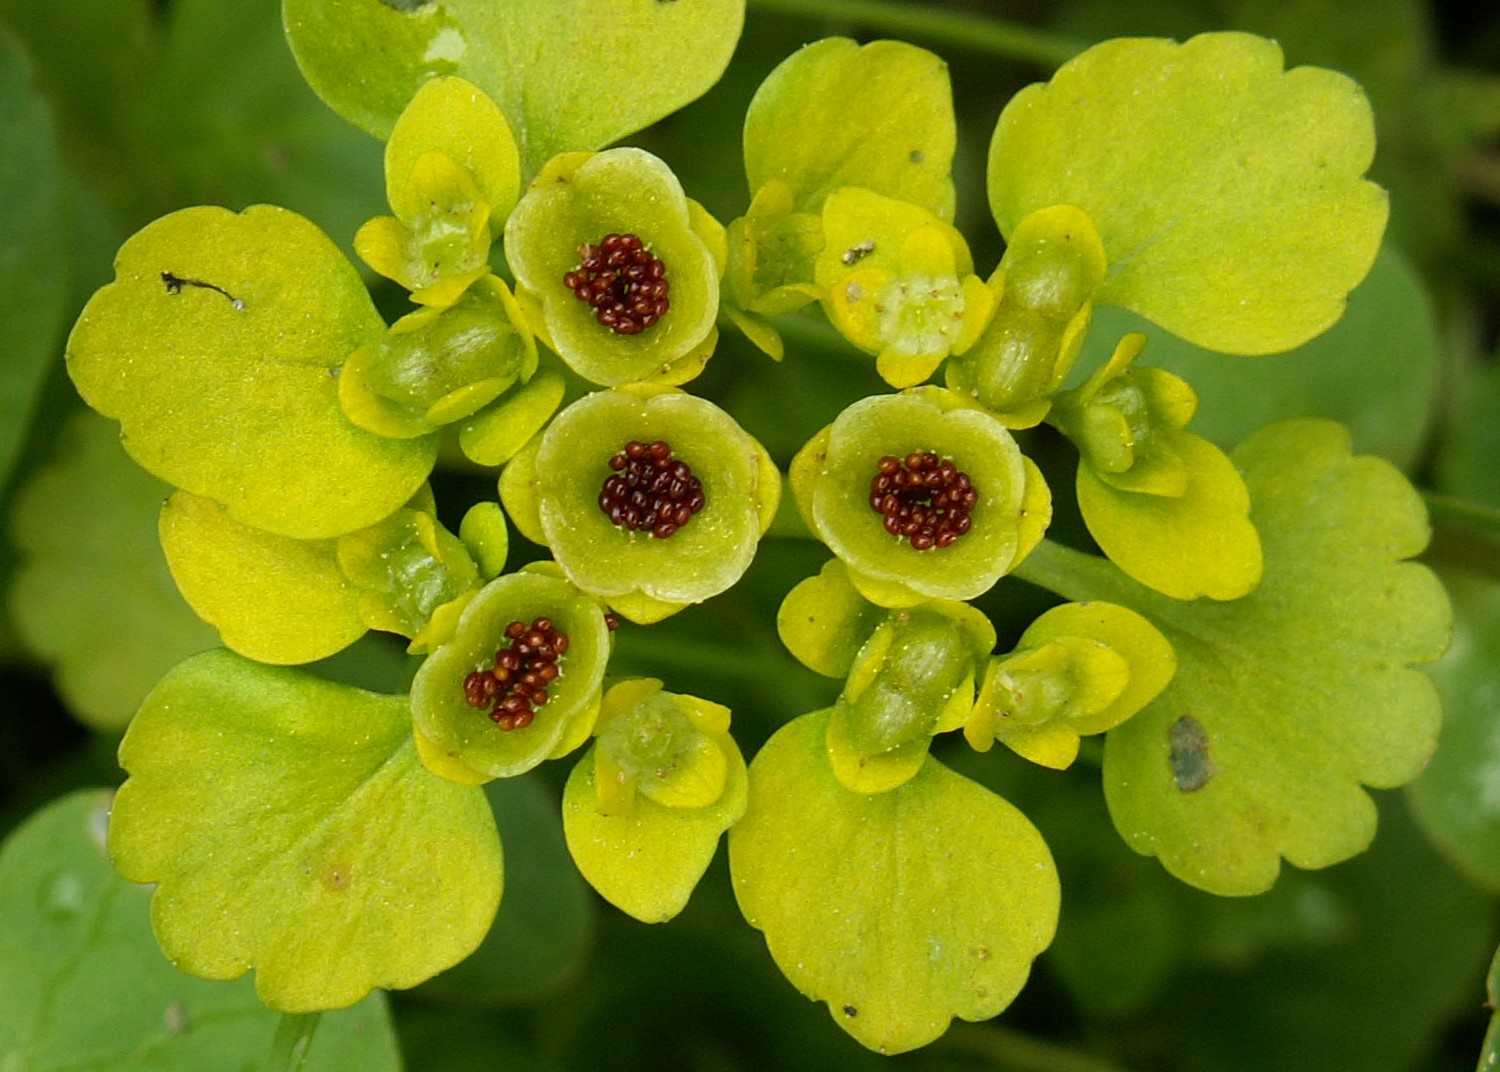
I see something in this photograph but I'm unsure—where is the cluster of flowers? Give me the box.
[66,27,1393,1053]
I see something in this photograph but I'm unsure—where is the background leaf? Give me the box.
[0,789,401,1071]
[1408,568,1500,890]
[0,27,71,496]
[283,0,745,176]
[8,409,217,731]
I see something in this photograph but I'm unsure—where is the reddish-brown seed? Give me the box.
[869,451,979,551]
[462,616,569,730]
[564,232,670,335]
[597,439,705,539]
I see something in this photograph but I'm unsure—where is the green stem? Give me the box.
[1424,492,1500,580]
[1011,537,1133,606]
[1424,491,1500,537]
[746,0,1087,68]
[265,1012,321,1072]
[937,1022,1130,1072]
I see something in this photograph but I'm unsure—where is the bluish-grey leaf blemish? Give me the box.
[1168,714,1214,792]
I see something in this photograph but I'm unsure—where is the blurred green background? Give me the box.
[3,1,1500,1069]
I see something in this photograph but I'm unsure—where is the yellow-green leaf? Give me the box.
[989,32,1387,354]
[728,709,1058,1054]
[67,204,436,539]
[109,651,502,1011]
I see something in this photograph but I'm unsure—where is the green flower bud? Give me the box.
[790,388,1050,606]
[339,277,537,440]
[964,601,1175,768]
[336,504,481,652]
[589,678,740,816]
[562,677,748,922]
[828,599,995,794]
[1050,335,1263,600]
[946,205,1105,424]
[504,148,721,387]
[410,566,613,781]
[1051,332,1199,493]
[499,388,780,622]
[352,76,522,308]
[355,154,495,307]
[725,179,825,316]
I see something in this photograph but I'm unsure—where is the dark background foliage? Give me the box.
[3,2,1500,1069]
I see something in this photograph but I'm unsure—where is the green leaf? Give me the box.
[283,0,744,177]
[109,650,502,1011]
[1017,420,1448,894]
[416,777,593,1005]
[1408,568,1500,891]
[67,204,437,539]
[728,709,1059,1054]
[160,491,367,666]
[0,26,70,492]
[989,32,1387,355]
[0,790,401,1071]
[1483,941,1500,1072]
[743,37,957,218]
[7,410,217,731]
[1078,245,1440,471]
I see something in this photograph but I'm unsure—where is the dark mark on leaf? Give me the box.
[161,271,244,310]
[842,1004,858,1017]
[1168,714,1214,792]
[841,240,876,266]
[909,149,925,164]
[376,0,433,11]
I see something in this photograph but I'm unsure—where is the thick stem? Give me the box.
[265,1012,322,1072]
[1011,537,1137,606]
[746,0,1086,68]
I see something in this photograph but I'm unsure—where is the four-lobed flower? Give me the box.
[790,387,1050,607]
[501,387,780,623]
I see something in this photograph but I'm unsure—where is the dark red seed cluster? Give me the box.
[563,232,670,335]
[870,452,979,550]
[598,439,706,540]
[462,617,569,731]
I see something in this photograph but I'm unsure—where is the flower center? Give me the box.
[563,232,670,336]
[869,452,979,550]
[598,439,706,540]
[462,616,569,731]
